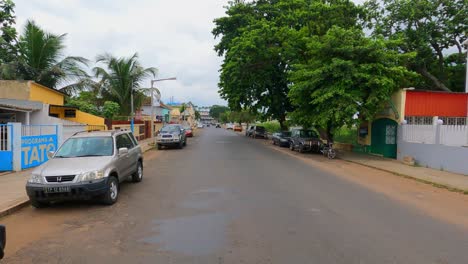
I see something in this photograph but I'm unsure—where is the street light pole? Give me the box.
[130,79,134,133]
[150,77,177,138]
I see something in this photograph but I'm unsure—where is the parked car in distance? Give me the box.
[245,125,254,137]
[0,225,5,260]
[25,130,143,208]
[226,123,234,130]
[184,126,193,137]
[197,123,204,128]
[272,131,292,147]
[233,124,242,132]
[206,124,211,127]
[289,129,322,153]
[250,125,268,139]
[215,123,221,128]
[156,124,187,149]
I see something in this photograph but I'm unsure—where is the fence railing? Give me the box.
[402,125,436,144]
[440,125,468,146]
[0,124,11,151]
[401,124,468,147]
[22,125,57,137]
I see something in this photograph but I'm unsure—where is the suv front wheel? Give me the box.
[102,176,119,205]
[132,161,143,183]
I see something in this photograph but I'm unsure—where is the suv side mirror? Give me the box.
[118,147,128,155]
[47,151,55,159]
[0,225,5,259]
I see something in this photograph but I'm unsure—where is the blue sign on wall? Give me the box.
[21,135,57,169]
[0,151,12,171]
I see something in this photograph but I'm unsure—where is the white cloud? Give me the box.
[14,0,229,106]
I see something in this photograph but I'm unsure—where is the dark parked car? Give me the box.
[272,131,292,147]
[251,126,267,139]
[215,123,221,128]
[156,124,187,149]
[246,125,267,139]
[289,129,322,153]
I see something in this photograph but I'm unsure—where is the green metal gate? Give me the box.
[371,118,397,158]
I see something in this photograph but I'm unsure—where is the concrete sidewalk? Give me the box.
[340,151,468,193]
[0,137,155,218]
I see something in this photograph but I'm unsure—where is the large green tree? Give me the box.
[289,27,414,141]
[209,105,230,119]
[3,20,89,90]
[213,0,294,130]
[0,0,17,66]
[93,53,157,116]
[363,0,467,92]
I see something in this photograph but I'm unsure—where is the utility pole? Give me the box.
[149,77,177,138]
[130,79,134,133]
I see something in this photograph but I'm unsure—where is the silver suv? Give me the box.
[25,130,143,208]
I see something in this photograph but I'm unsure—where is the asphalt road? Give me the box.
[2,128,468,263]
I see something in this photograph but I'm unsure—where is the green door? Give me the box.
[371,118,397,158]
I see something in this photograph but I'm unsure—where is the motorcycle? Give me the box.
[321,142,337,159]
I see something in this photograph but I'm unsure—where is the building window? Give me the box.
[406,116,433,125]
[64,109,76,118]
[439,117,467,126]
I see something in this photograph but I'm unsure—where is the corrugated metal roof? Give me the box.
[0,98,43,111]
[405,91,468,117]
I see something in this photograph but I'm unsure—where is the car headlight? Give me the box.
[78,170,105,182]
[28,173,43,184]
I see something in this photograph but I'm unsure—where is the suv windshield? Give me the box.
[255,126,265,131]
[161,126,181,133]
[55,137,114,158]
[299,130,318,138]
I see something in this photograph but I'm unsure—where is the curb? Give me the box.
[0,199,30,219]
[340,158,468,195]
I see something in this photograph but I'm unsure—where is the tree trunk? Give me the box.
[278,115,287,131]
[326,125,334,144]
[417,67,451,92]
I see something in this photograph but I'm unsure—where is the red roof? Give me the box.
[405,91,468,117]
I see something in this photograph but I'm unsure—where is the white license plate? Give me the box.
[44,186,71,193]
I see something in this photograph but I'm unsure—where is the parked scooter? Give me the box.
[321,142,337,159]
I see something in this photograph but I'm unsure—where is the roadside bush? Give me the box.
[258,121,281,133]
[333,127,357,144]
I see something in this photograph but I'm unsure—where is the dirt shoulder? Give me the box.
[259,139,468,230]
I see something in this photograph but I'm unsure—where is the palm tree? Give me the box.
[3,20,89,90]
[93,53,157,116]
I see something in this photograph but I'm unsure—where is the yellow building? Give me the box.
[355,90,406,158]
[0,80,105,128]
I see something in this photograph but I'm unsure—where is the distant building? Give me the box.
[196,106,213,124]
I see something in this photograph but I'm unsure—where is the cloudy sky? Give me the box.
[14,0,366,107]
[14,0,230,106]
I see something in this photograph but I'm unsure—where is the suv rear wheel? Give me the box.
[102,176,119,205]
[132,161,143,183]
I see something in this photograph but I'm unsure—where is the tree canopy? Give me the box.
[213,0,417,140]
[209,105,230,119]
[2,20,89,90]
[363,0,467,92]
[0,0,17,65]
[93,53,157,116]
